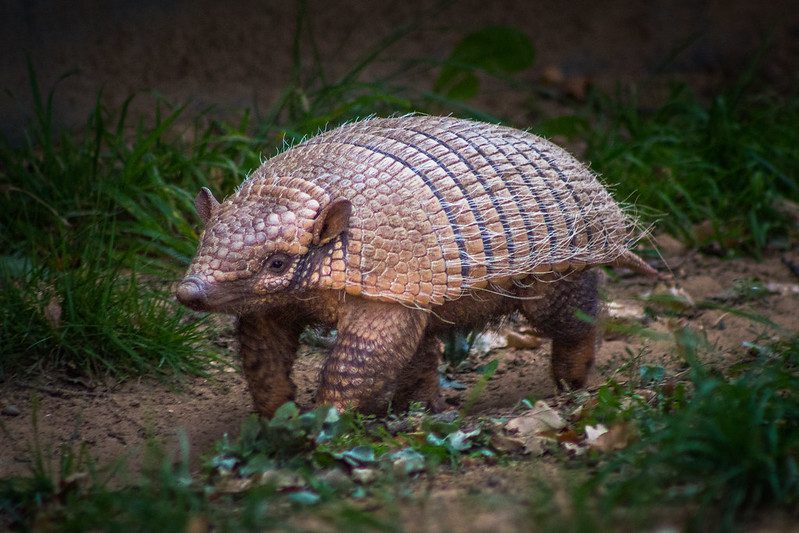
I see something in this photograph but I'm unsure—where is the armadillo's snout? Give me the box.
[176,276,210,310]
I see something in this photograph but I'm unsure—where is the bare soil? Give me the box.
[3,249,798,482]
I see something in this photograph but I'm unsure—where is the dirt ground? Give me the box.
[3,246,798,481]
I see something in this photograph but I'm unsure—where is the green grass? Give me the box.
[0,422,211,532]
[576,86,799,256]
[0,74,263,267]
[0,79,259,378]
[0,249,215,378]
[597,332,799,529]
[524,329,799,532]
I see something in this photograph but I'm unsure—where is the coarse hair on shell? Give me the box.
[188,115,654,308]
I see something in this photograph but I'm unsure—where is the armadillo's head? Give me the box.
[176,179,351,314]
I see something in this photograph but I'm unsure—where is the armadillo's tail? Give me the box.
[609,250,659,277]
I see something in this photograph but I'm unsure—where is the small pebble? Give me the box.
[430,410,459,424]
[2,405,21,416]
[486,475,503,488]
[351,468,378,484]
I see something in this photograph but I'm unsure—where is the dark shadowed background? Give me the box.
[3,0,798,142]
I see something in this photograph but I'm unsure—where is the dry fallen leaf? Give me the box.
[557,429,581,444]
[562,441,586,456]
[586,422,636,453]
[504,330,543,349]
[214,477,253,494]
[506,401,566,434]
[653,232,687,257]
[490,433,526,453]
[471,331,507,355]
[44,296,62,329]
[504,401,566,455]
[584,424,608,444]
[765,282,799,295]
[607,300,646,321]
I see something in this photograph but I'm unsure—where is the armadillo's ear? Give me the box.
[311,198,351,246]
[195,187,220,225]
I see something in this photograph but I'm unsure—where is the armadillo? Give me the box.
[176,115,655,416]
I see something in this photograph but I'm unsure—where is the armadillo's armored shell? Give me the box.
[250,116,636,306]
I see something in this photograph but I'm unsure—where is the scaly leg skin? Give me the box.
[238,313,303,417]
[520,270,602,390]
[392,335,446,413]
[316,298,428,414]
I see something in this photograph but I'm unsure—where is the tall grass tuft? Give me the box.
[0,253,215,378]
[0,70,260,378]
[583,86,799,255]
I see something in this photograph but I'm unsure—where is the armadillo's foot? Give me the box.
[238,313,303,418]
[392,336,445,413]
[551,327,598,391]
[419,392,448,414]
[403,373,447,413]
[520,269,602,391]
[316,298,428,414]
[249,377,296,418]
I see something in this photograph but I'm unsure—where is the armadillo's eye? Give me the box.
[264,253,292,274]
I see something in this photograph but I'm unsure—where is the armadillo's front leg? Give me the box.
[317,299,428,414]
[238,313,303,417]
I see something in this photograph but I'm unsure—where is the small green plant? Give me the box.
[0,73,262,270]
[207,402,492,501]
[523,329,798,531]
[585,331,799,529]
[435,26,535,100]
[0,431,219,531]
[441,330,478,365]
[0,400,497,530]
[730,277,771,302]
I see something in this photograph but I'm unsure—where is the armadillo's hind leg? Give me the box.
[392,335,446,413]
[316,299,428,415]
[238,314,303,418]
[520,270,603,390]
